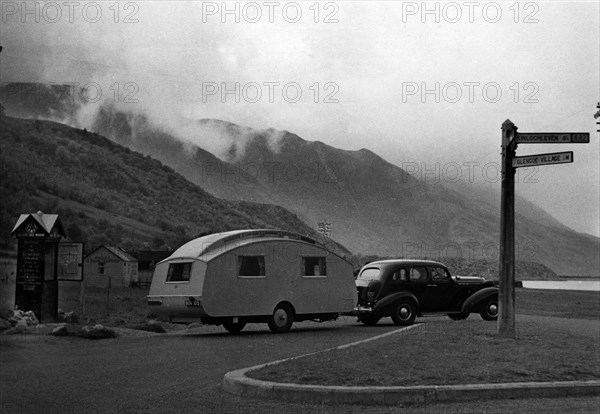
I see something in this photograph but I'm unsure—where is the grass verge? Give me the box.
[248,318,599,386]
[516,288,599,320]
[248,289,600,387]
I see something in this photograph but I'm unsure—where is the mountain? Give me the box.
[90,108,598,276]
[0,115,350,257]
[2,83,598,276]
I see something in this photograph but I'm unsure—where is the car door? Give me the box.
[426,266,462,311]
[405,266,437,311]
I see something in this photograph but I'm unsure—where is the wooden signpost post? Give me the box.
[498,120,590,338]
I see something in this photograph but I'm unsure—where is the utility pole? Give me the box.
[498,119,517,338]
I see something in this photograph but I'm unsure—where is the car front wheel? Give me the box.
[391,300,416,326]
[480,299,498,321]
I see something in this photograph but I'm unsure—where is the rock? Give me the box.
[5,320,28,334]
[8,310,39,327]
[23,311,39,326]
[11,310,25,321]
[0,318,11,331]
[59,311,79,324]
[52,325,69,337]
[80,324,117,340]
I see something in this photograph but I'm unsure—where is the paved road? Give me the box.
[1,316,598,413]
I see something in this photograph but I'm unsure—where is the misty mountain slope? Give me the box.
[92,106,276,204]
[90,107,599,275]
[0,115,349,257]
[443,180,574,232]
[88,104,485,253]
[134,117,599,275]
[2,84,598,275]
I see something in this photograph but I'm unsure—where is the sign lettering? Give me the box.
[512,151,573,168]
[516,132,590,144]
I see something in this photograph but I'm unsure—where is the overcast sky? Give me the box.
[1,1,599,236]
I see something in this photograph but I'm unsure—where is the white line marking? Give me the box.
[246,324,423,370]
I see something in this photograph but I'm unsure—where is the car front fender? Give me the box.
[374,292,420,316]
[461,287,498,313]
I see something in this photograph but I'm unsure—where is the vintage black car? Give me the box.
[354,259,498,326]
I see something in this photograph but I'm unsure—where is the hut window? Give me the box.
[166,262,192,282]
[238,256,265,277]
[303,257,326,277]
[98,263,105,275]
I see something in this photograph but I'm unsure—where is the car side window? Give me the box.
[391,268,407,283]
[431,267,450,281]
[409,267,428,282]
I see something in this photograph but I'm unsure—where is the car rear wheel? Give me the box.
[480,299,498,321]
[358,314,380,326]
[391,300,416,326]
[447,312,469,321]
[268,303,294,333]
[223,322,246,333]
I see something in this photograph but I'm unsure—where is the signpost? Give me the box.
[512,151,573,168]
[515,133,589,144]
[498,121,591,338]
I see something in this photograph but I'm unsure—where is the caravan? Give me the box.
[147,229,357,333]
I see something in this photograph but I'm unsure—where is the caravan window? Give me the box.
[166,262,192,282]
[238,256,265,277]
[303,257,326,277]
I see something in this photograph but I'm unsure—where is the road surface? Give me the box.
[1,316,598,413]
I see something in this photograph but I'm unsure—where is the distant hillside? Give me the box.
[88,107,598,276]
[0,115,349,256]
[2,83,599,276]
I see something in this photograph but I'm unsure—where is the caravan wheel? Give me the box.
[268,303,294,333]
[223,322,246,333]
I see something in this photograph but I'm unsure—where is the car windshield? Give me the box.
[357,268,381,282]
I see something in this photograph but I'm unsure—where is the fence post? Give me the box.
[106,276,111,317]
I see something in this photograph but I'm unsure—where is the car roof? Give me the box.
[361,259,446,269]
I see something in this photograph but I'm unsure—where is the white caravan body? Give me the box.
[147,229,356,332]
